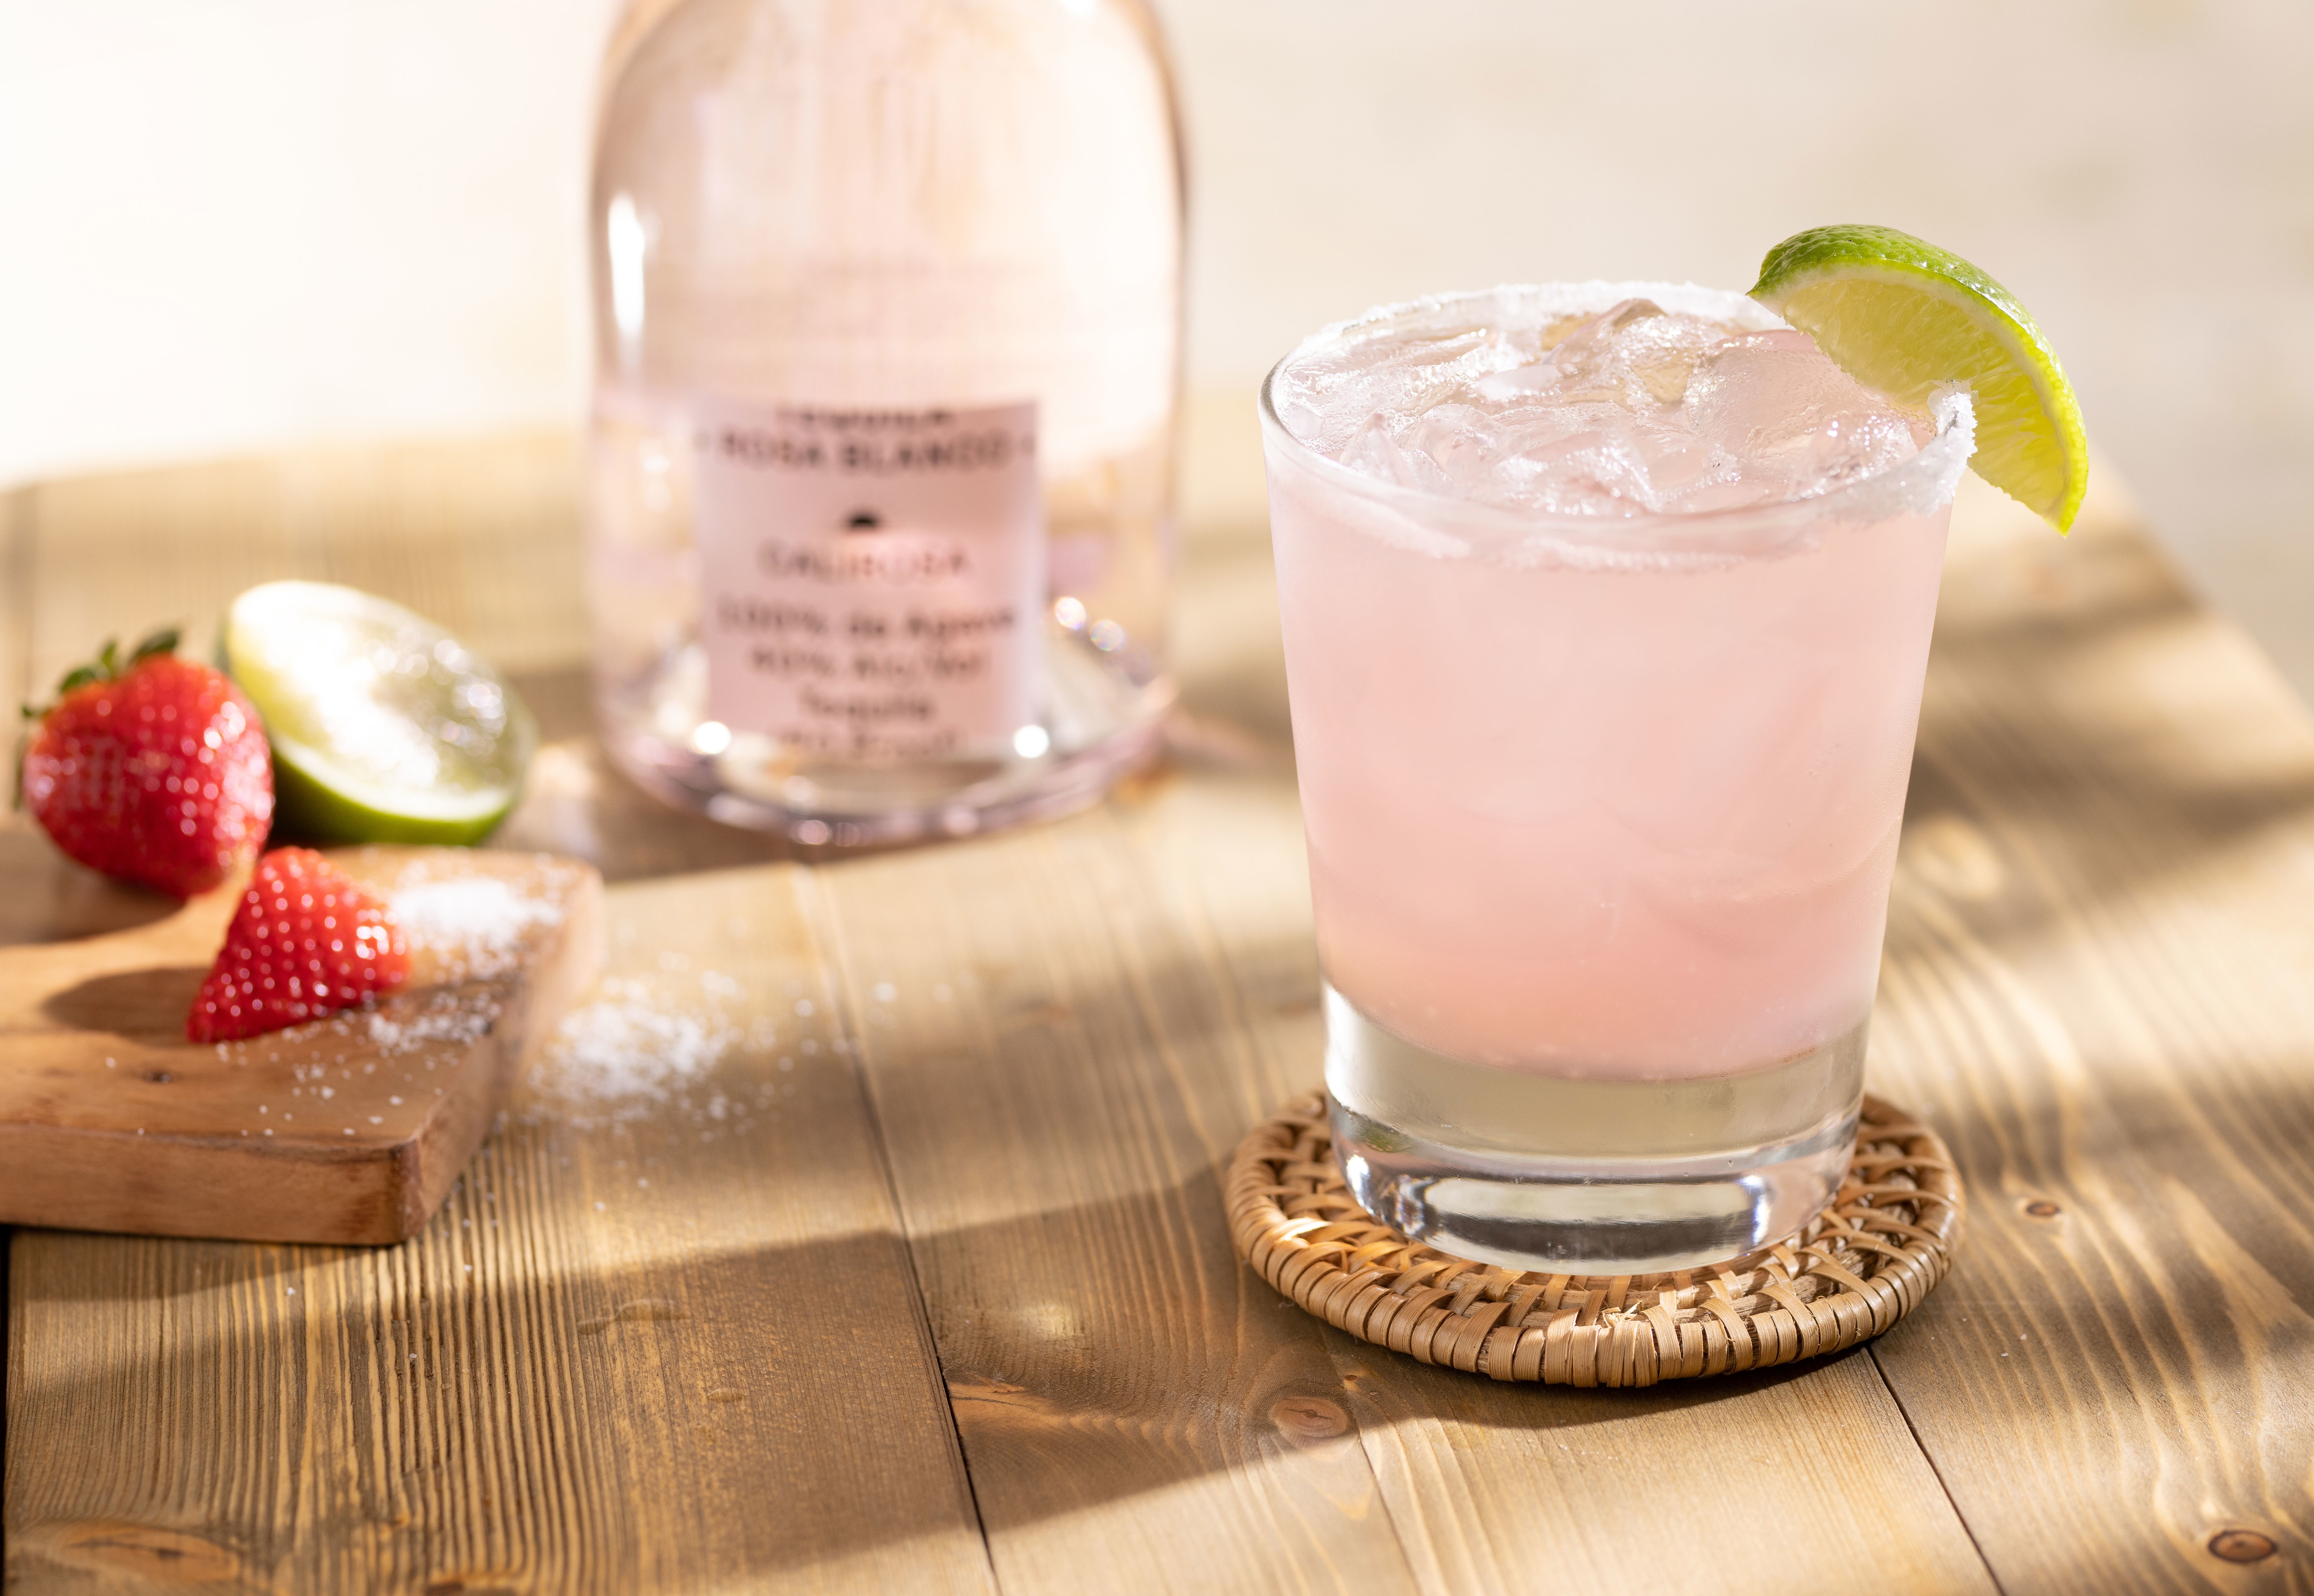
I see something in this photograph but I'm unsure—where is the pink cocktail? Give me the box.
[1262,283,1973,1272]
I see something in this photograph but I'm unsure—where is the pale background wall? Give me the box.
[4,1,2311,689]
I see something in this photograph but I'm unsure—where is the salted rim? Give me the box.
[1258,281,1977,560]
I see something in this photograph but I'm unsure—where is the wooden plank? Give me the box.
[7,861,994,1594]
[806,798,1422,1595]
[1858,474,2314,1589]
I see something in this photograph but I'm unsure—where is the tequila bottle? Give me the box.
[588,0,1182,845]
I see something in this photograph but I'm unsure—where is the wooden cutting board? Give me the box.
[0,845,602,1245]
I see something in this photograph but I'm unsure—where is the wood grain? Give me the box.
[1858,475,2314,1590]
[0,847,600,1246]
[8,403,2314,1593]
[806,799,1423,1596]
[7,862,993,1594]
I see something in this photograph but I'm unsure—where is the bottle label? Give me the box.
[691,398,1043,761]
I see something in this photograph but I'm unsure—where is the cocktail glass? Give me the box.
[1260,283,1974,1274]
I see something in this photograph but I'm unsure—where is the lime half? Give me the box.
[1751,225,2088,531]
[223,581,536,845]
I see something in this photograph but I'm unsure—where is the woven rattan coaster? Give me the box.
[1228,1091,1962,1387]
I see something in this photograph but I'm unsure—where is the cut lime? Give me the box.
[1750,225,2088,532]
[223,581,536,846]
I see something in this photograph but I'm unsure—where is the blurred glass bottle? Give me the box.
[587,0,1182,846]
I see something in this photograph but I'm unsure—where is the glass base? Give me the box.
[1324,983,1863,1275]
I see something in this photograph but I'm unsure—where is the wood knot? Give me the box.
[996,999,1073,1033]
[2208,1529,2276,1563]
[2022,1200,2062,1219]
[50,1522,240,1583]
[1269,1395,1349,1441]
[578,1298,685,1335]
[144,1070,175,1084]
[423,1572,522,1596]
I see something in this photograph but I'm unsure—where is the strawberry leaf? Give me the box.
[32,625,187,717]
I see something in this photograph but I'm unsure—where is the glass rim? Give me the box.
[1257,280,1976,553]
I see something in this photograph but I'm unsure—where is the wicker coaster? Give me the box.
[1228,1091,1962,1387]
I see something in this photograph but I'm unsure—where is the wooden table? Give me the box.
[5,415,2311,1594]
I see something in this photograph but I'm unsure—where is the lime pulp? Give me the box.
[223,581,536,845]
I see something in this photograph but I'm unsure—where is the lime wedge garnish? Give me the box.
[1750,224,2088,531]
[223,581,536,845]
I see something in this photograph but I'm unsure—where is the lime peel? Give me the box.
[1750,224,2088,533]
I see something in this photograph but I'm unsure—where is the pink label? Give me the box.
[692,398,1043,760]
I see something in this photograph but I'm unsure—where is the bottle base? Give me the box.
[1324,983,1865,1275]
[600,713,1165,848]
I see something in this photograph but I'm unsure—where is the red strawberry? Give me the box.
[18,629,274,899]
[187,847,409,1042]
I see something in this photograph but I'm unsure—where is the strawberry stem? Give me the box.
[33,625,186,714]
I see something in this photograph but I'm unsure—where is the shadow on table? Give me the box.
[880,1167,1869,1561]
[40,965,207,1039]
[0,828,179,947]
[6,1234,979,1590]
[21,1051,2313,1587]
[6,1159,1855,1591]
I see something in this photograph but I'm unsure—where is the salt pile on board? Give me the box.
[366,993,496,1056]
[392,875,565,978]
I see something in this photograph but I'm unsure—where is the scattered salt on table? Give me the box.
[367,997,495,1055]
[531,980,740,1128]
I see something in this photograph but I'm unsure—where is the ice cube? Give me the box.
[1544,300,1730,413]
[1471,362,1566,402]
[1400,402,1510,489]
[1276,320,1526,455]
[1686,330,1921,500]
[1509,425,1658,516]
[1625,423,1740,511]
